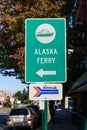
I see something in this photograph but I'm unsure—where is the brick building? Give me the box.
[73,0,87,46]
[73,0,87,25]
[0,89,11,103]
[70,0,87,127]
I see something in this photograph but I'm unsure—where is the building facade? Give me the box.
[73,0,87,52]
[0,89,11,103]
[69,0,87,120]
[73,0,87,25]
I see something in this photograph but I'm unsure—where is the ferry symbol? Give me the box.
[37,29,54,37]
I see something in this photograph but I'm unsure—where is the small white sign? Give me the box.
[29,83,63,100]
[39,100,44,110]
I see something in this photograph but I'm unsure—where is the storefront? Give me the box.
[69,71,87,130]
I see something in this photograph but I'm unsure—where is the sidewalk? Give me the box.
[48,109,78,130]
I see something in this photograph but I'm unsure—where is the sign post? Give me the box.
[29,83,62,130]
[25,18,66,130]
[42,101,48,130]
[44,101,48,130]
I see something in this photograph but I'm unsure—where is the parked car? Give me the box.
[26,104,42,125]
[7,107,38,130]
[54,104,62,111]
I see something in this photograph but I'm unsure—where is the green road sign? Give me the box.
[25,18,66,83]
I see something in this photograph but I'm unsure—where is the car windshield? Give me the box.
[10,109,28,115]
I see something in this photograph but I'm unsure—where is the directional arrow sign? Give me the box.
[25,18,66,83]
[36,69,56,77]
[29,83,62,100]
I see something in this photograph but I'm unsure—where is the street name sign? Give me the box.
[25,18,66,83]
[29,83,63,100]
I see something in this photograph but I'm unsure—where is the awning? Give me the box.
[69,71,87,93]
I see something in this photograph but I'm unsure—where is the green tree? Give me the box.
[1,0,81,97]
[14,90,22,101]
[22,88,28,100]
[4,96,11,108]
[0,0,74,82]
[14,88,31,103]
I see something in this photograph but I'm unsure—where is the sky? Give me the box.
[0,74,27,94]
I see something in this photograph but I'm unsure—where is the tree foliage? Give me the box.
[14,90,23,101]
[14,88,31,103]
[0,0,74,82]
[4,96,11,107]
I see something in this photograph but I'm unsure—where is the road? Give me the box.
[0,108,10,130]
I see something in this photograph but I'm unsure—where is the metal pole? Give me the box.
[42,100,48,130]
[42,109,45,130]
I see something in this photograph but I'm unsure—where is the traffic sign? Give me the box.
[25,18,66,83]
[29,83,63,100]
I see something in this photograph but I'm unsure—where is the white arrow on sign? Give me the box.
[36,69,56,77]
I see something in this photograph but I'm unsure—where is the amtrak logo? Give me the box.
[33,86,59,97]
[36,24,56,44]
